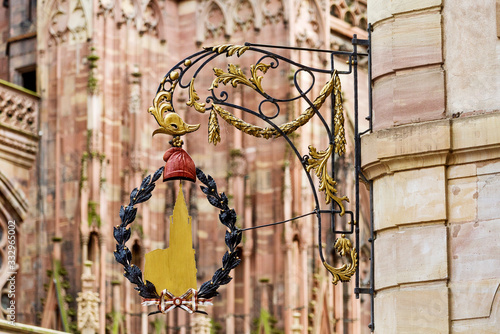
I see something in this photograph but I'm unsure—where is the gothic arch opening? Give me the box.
[295,0,325,48]
[87,232,100,286]
[197,1,229,44]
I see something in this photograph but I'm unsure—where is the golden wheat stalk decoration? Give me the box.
[333,72,346,155]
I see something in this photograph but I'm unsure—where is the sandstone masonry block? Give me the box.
[373,175,396,231]
[447,163,477,180]
[392,10,442,70]
[477,173,500,221]
[477,159,500,176]
[450,219,500,282]
[393,166,446,225]
[372,74,395,130]
[375,283,449,334]
[368,0,393,25]
[374,230,398,290]
[373,166,446,229]
[371,21,393,80]
[393,67,445,125]
[375,223,448,290]
[396,282,449,333]
[396,223,448,284]
[451,113,500,152]
[374,289,397,334]
[450,279,499,320]
[451,292,500,333]
[447,177,478,223]
[444,0,500,114]
[377,119,450,159]
[392,0,442,15]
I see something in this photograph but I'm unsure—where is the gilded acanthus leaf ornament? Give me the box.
[306,144,349,214]
[249,63,271,93]
[210,62,272,93]
[324,234,358,285]
[186,78,206,113]
[210,64,256,90]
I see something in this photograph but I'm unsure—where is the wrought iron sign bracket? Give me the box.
[115,31,375,331]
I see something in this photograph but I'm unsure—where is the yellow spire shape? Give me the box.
[144,183,197,296]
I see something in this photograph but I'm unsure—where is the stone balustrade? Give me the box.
[0,79,39,169]
[0,80,38,135]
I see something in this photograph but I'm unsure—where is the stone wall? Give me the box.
[364,0,500,333]
[0,0,371,333]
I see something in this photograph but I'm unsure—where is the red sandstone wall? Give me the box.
[1,0,370,333]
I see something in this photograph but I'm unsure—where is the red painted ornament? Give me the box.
[162,147,196,182]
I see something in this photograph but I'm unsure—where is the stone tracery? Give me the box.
[196,0,286,44]
[330,0,367,30]
[262,0,285,25]
[295,0,324,48]
[205,1,228,41]
[233,0,256,33]
[48,0,92,44]
[47,0,163,43]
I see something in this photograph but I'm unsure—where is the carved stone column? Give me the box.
[77,261,100,334]
[365,0,500,333]
[291,311,303,334]
[192,313,212,334]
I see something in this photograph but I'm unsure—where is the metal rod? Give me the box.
[369,179,375,332]
[240,211,318,232]
[367,28,375,332]
[245,42,361,55]
[352,34,361,299]
[367,24,373,132]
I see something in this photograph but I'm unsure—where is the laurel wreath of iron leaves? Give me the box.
[113,166,242,314]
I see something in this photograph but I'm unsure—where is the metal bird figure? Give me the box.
[149,90,200,136]
[152,112,200,137]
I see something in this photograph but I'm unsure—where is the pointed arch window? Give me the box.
[87,232,100,288]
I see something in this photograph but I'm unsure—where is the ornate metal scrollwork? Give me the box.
[207,72,335,142]
[187,78,206,113]
[146,43,364,286]
[324,234,358,285]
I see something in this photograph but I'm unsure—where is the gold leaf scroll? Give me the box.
[249,63,272,93]
[324,234,358,285]
[210,64,257,90]
[149,90,174,130]
[306,144,349,214]
[206,74,335,142]
[186,78,206,113]
[149,73,201,137]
